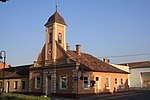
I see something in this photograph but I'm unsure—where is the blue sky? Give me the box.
[0,0,150,66]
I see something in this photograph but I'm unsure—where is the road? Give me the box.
[93,91,150,100]
[52,91,150,100]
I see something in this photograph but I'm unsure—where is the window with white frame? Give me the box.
[35,77,41,89]
[121,78,124,88]
[106,77,110,89]
[14,81,18,89]
[60,75,67,89]
[83,76,90,89]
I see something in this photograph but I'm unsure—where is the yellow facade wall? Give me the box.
[0,78,29,93]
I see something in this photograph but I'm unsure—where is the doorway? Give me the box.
[95,77,100,93]
[46,76,52,96]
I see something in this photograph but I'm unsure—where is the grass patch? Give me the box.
[0,93,50,100]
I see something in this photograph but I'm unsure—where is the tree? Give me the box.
[0,0,8,2]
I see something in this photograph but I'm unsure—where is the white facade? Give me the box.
[130,67,150,90]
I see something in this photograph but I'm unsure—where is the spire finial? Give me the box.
[55,2,58,11]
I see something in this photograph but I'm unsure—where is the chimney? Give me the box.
[66,43,70,51]
[103,58,110,63]
[76,44,81,55]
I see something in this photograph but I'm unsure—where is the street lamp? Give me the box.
[0,50,6,93]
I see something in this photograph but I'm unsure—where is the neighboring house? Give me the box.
[120,61,150,90]
[113,61,150,90]
[0,64,32,93]
[29,10,129,98]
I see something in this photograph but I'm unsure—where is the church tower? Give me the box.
[44,10,67,63]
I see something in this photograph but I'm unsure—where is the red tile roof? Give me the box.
[67,50,129,74]
[119,61,150,69]
[0,64,32,79]
[0,61,11,69]
[129,62,150,69]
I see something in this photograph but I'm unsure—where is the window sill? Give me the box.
[83,88,90,90]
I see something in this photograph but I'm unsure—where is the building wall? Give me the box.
[56,67,73,94]
[0,78,29,93]
[130,67,150,89]
[29,70,43,93]
[77,71,129,95]
[29,65,129,98]
[110,64,130,87]
[110,64,129,73]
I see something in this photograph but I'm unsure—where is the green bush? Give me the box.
[0,93,50,100]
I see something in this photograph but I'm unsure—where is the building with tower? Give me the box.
[28,10,129,98]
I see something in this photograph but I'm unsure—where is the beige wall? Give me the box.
[0,78,29,93]
[110,64,129,73]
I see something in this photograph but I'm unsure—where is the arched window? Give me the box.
[49,32,52,43]
[58,33,62,43]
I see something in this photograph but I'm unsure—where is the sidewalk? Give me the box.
[51,91,135,100]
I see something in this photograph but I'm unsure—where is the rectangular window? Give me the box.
[14,81,18,89]
[83,76,89,89]
[35,77,41,89]
[21,81,25,89]
[96,77,99,81]
[121,78,124,88]
[49,32,52,43]
[60,75,67,89]
[115,78,117,85]
[106,77,110,89]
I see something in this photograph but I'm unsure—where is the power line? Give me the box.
[98,53,150,58]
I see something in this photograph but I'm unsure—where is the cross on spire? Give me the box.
[55,2,58,11]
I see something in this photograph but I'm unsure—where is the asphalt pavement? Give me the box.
[51,91,150,100]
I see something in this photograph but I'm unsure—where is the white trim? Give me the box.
[83,75,90,90]
[59,75,68,90]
